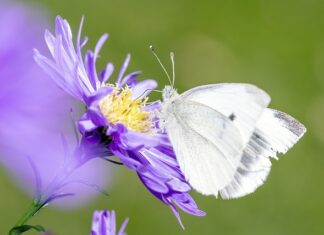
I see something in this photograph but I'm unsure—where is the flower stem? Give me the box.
[9,200,43,231]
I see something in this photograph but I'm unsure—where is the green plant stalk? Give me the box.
[9,200,44,233]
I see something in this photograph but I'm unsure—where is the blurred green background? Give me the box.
[1,0,324,234]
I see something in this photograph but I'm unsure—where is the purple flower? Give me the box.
[91,210,128,235]
[34,16,205,225]
[0,3,110,208]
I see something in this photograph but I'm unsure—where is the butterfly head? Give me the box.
[162,85,178,101]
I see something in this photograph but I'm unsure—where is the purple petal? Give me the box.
[117,218,129,235]
[94,34,108,59]
[167,201,185,230]
[140,174,169,193]
[78,119,98,135]
[100,63,114,84]
[85,51,98,90]
[85,33,108,91]
[76,16,85,59]
[131,79,158,99]
[44,30,56,57]
[99,210,108,235]
[80,36,88,48]
[119,131,162,149]
[116,54,131,85]
[84,82,114,105]
[120,71,141,87]
[171,193,206,216]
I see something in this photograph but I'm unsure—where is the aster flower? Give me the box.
[91,210,128,235]
[34,16,205,225]
[0,2,110,208]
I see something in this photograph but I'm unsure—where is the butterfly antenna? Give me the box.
[170,52,175,87]
[133,88,162,100]
[150,45,173,86]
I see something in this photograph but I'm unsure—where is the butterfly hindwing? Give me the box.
[219,108,306,199]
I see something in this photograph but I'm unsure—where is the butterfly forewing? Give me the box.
[165,100,244,196]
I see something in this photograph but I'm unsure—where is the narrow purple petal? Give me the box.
[99,211,108,235]
[109,210,116,234]
[117,218,129,235]
[55,16,74,58]
[80,36,89,48]
[100,63,114,84]
[116,54,131,85]
[44,30,56,57]
[85,51,98,90]
[85,33,108,91]
[77,16,85,59]
[94,34,108,59]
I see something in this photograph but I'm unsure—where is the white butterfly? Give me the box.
[152,48,306,199]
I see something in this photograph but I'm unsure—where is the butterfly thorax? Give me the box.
[159,86,179,131]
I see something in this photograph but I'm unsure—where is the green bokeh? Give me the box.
[1,0,324,234]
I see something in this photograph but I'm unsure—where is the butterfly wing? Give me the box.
[162,83,305,197]
[180,83,271,146]
[164,100,244,196]
[219,108,306,199]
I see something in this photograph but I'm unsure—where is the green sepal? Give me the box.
[8,224,45,235]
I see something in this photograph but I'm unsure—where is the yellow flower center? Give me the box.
[99,86,155,133]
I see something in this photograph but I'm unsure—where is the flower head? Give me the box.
[34,16,205,225]
[91,210,128,235]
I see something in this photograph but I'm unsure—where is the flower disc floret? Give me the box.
[99,86,155,133]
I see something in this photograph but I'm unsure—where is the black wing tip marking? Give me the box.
[271,109,306,137]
